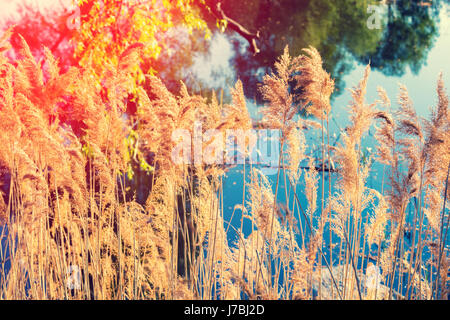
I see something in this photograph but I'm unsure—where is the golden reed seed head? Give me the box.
[0,32,448,300]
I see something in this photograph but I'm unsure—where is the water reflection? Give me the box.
[191,0,445,103]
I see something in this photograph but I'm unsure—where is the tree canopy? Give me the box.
[209,0,443,102]
[1,0,444,103]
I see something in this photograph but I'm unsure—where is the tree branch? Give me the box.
[211,2,260,55]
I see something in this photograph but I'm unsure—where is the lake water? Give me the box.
[190,2,450,273]
[0,0,449,298]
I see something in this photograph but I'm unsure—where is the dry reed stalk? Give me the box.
[0,31,448,300]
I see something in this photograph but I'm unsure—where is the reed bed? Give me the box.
[0,31,448,300]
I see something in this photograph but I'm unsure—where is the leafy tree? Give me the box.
[2,0,443,105]
[2,1,213,92]
[358,0,442,76]
[3,2,77,71]
[200,0,442,103]
[199,0,384,102]
[74,0,210,85]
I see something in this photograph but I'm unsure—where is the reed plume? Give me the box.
[0,32,448,300]
[295,46,334,119]
[259,46,299,138]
